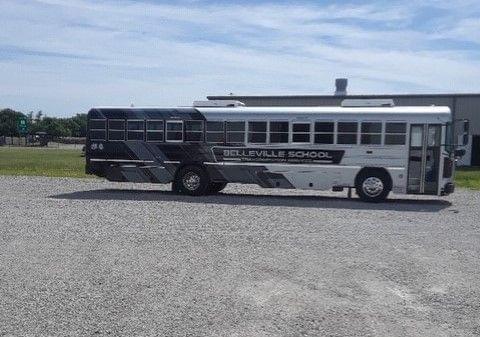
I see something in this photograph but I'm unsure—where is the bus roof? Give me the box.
[90,105,451,122]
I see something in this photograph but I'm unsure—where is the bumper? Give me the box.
[441,182,455,196]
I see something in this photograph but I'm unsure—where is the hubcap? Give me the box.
[182,171,201,191]
[362,177,384,197]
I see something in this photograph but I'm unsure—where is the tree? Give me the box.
[0,109,26,136]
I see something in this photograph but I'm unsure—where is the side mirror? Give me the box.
[454,149,466,158]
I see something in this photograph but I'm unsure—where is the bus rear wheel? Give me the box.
[175,165,211,196]
[207,182,227,194]
[355,170,390,202]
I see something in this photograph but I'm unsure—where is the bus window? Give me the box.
[166,121,183,142]
[314,121,334,144]
[108,119,125,141]
[206,121,224,144]
[337,122,358,144]
[292,123,311,143]
[127,120,144,141]
[226,121,245,144]
[385,122,406,145]
[269,121,289,143]
[146,120,164,142]
[361,122,382,145]
[185,120,204,142]
[248,121,267,143]
[89,119,106,140]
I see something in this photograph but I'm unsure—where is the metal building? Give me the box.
[208,82,480,166]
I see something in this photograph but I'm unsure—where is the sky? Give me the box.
[1,0,480,116]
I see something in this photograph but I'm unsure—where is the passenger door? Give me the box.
[407,124,441,194]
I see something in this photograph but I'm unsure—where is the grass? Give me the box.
[0,147,479,189]
[455,167,480,190]
[0,147,88,178]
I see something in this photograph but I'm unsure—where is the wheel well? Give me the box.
[173,163,208,179]
[355,167,392,191]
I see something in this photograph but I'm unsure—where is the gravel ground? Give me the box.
[0,176,479,337]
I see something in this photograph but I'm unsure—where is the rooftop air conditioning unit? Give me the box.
[341,99,395,107]
[193,100,245,107]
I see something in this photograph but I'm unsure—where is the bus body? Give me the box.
[86,103,458,201]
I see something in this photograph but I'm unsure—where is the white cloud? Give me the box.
[0,0,479,115]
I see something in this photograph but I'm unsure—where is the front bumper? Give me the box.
[441,182,455,196]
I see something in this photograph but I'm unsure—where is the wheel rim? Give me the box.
[362,177,384,197]
[182,171,201,191]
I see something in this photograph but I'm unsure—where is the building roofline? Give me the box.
[207,92,480,100]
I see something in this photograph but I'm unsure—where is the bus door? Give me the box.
[407,124,441,194]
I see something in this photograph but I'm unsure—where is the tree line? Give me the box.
[0,108,87,137]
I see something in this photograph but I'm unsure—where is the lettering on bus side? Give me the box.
[213,147,344,164]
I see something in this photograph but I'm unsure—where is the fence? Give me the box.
[0,136,85,148]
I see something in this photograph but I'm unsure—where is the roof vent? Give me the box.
[341,99,395,107]
[335,78,348,96]
[193,100,245,107]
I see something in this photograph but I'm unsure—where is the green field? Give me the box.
[0,147,88,178]
[0,147,479,189]
[455,167,480,190]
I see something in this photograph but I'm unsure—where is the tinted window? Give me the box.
[108,131,124,141]
[338,122,357,133]
[361,134,381,145]
[314,134,333,144]
[146,120,164,142]
[206,121,224,143]
[226,121,245,144]
[146,132,163,142]
[385,134,405,145]
[293,123,310,133]
[166,121,183,141]
[269,121,289,144]
[206,121,224,132]
[270,133,289,143]
[248,122,267,143]
[315,122,333,132]
[361,122,381,133]
[292,123,311,143]
[185,120,203,131]
[385,122,406,145]
[206,132,224,143]
[249,121,267,132]
[337,134,357,144]
[185,121,203,142]
[226,121,245,131]
[386,123,406,133]
[314,121,334,144]
[248,132,267,143]
[90,120,106,129]
[292,133,310,143]
[90,130,106,140]
[109,120,124,130]
[270,121,289,132]
[167,122,183,131]
[147,120,164,131]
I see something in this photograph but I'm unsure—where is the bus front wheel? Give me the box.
[174,165,211,196]
[355,170,390,202]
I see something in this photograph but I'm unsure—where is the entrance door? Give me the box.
[407,124,441,194]
[472,135,480,167]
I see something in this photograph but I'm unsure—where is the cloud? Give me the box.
[0,0,479,115]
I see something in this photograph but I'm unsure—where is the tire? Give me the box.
[174,165,210,196]
[355,170,390,202]
[207,182,227,194]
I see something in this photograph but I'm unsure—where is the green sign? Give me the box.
[18,117,28,134]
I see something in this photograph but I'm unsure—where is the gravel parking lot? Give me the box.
[1,176,479,336]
